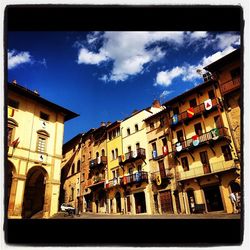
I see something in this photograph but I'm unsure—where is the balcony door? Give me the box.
[158,160,167,179]
[200,151,211,174]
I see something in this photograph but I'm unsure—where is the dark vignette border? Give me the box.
[4,5,244,246]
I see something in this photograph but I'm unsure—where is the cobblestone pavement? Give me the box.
[50,211,241,219]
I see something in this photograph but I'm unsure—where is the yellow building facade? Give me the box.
[165,79,240,214]
[7,82,78,218]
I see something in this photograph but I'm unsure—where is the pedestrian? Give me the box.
[229,192,238,213]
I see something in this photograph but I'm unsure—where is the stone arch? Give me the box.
[37,129,50,137]
[22,166,48,218]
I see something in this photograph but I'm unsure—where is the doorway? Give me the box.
[22,166,47,218]
[115,192,121,213]
[187,189,196,214]
[134,192,147,214]
[159,190,174,214]
[203,185,224,212]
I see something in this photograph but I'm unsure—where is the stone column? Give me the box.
[8,176,18,217]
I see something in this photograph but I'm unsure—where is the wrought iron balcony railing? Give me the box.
[170,98,222,127]
[118,148,146,165]
[176,160,238,181]
[151,169,174,182]
[89,156,107,168]
[120,171,148,185]
[172,127,230,153]
[220,77,240,95]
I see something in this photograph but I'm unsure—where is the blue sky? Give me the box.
[7,31,240,143]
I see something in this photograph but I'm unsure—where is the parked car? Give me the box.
[60,203,75,216]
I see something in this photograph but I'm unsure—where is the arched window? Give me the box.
[8,119,18,146]
[101,149,105,157]
[77,160,81,172]
[37,130,50,153]
[96,152,99,158]
[135,124,139,132]
[127,128,131,136]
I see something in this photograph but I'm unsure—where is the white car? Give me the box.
[60,203,75,214]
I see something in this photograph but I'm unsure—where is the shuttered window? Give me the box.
[37,137,46,153]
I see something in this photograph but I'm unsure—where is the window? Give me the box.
[77,160,81,172]
[70,187,74,201]
[115,148,119,159]
[136,143,140,150]
[8,98,19,109]
[208,89,215,100]
[82,173,85,181]
[214,115,223,129]
[173,106,179,115]
[96,152,99,158]
[127,128,131,136]
[230,67,240,79]
[221,145,233,161]
[189,98,197,108]
[112,150,115,160]
[152,142,157,151]
[135,124,139,132]
[176,130,184,142]
[194,123,203,136]
[71,164,75,175]
[181,157,189,171]
[128,146,132,152]
[150,122,155,129]
[8,119,18,146]
[160,117,165,127]
[101,149,105,157]
[162,137,167,146]
[40,111,49,121]
[116,128,120,136]
[37,130,49,153]
[8,127,14,146]
[108,132,112,141]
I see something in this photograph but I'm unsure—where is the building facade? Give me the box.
[164,78,240,214]
[7,82,78,218]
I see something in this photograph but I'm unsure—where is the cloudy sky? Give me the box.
[7,31,240,142]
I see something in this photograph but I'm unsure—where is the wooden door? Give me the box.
[160,190,174,214]
[158,160,166,178]
[200,151,211,174]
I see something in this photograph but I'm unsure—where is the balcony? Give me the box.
[118,148,146,165]
[170,98,222,127]
[120,171,148,186]
[176,160,238,181]
[86,175,105,188]
[172,127,230,154]
[89,156,107,168]
[220,77,240,95]
[151,169,174,182]
[105,177,121,189]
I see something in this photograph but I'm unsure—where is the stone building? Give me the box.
[7,81,78,218]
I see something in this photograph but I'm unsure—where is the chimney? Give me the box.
[152,99,161,108]
[100,122,106,127]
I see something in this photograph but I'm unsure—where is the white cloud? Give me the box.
[76,31,186,82]
[77,48,108,65]
[155,66,184,87]
[160,90,173,99]
[201,46,236,67]
[215,33,240,50]
[8,50,32,69]
[190,31,208,40]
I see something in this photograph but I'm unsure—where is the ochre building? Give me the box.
[7,82,78,218]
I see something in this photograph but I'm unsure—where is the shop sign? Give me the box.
[155,173,162,186]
